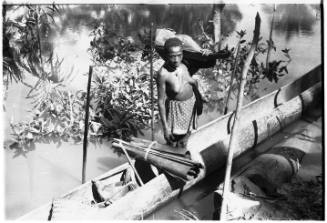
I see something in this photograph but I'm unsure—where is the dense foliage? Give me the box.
[6,4,292,151]
[89,59,160,140]
[9,52,161,150]
[3,5,60,85]
[192,27,291,113]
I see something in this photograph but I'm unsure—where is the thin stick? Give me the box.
[223,42,241,115]
[68,91,74,126]
[150,22,155,141]
[219,12,261,221]
[118,142,144,186]
[82,66,93,183]
[36,6,43,66]
[266,4,276,73]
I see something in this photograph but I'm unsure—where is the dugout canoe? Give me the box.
[19,65,322,220]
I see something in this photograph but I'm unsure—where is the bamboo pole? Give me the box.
[150,22,155,141]
[82,66,93,183]
[220,12,261,221]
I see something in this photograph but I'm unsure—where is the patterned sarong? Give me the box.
[166,94,196,135]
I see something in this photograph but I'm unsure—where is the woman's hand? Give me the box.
[164,129,175,145]
[200,48,213,56]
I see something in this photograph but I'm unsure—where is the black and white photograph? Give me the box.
[2,0,324,220]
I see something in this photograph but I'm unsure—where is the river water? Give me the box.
[4,3,321,219]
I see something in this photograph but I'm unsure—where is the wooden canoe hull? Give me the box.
[18,65,322,220]
[187,65,321,155]
[190,82,321,177]
[89,81,321,220]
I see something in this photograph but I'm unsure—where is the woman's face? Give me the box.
[167,46,183,69]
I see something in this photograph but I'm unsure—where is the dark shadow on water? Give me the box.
[6,136,77,158]
[7,141,35,158]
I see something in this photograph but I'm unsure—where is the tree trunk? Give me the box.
[212,4,225,52]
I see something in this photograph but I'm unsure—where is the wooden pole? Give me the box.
[223,42,241,115]
[220,12,261,221]
[150,22,155,141]
[82,66,93,183]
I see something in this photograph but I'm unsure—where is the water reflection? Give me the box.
[57,5,101,34]
[263,4,318,41]
[57,4,242,41]
[54,4,319,42]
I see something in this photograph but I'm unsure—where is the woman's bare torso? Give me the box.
[164,64,194,101]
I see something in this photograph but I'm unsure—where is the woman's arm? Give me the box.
[157,69,172,144]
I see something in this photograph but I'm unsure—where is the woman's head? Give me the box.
[164,38,183,68]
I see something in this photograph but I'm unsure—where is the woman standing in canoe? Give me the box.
[157,37,231,147]
[157,38,198,147]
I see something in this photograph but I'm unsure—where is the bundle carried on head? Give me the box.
[154,28,231,74]
[155,28,203,53]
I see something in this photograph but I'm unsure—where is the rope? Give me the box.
[144,141,157,161]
